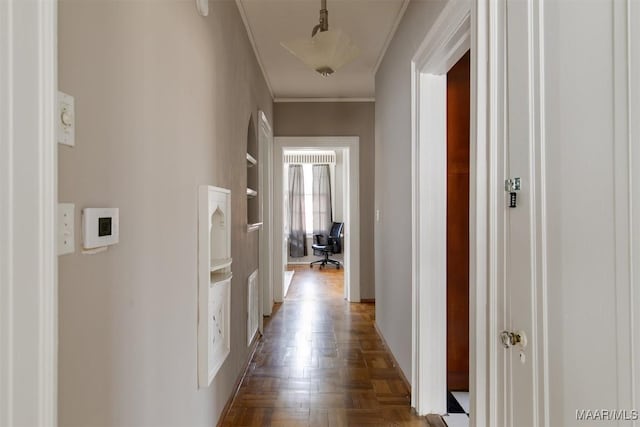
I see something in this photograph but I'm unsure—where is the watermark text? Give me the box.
[576,409,639,421]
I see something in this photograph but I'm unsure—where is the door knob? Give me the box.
[500,330,527,349]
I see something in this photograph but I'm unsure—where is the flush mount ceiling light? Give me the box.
[281,0,360,77]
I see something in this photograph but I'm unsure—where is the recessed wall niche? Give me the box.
[246,115,260,229]
[198,185,232,388]
[210,207,227,263]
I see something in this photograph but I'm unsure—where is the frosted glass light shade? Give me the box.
[281,29,360,76]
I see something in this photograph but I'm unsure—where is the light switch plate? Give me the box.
[58,203,75,255]
[57,91,75,147]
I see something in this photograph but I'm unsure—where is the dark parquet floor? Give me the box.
[220,265,433,426]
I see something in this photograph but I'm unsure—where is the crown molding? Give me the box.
[274,97,375,103]
[373,0,410,75]
[235,0,275,99]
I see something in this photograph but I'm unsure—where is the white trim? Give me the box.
[273,137,360,303]
[258,111,274,319]
[613,0,636,417]
[410,0,471,416]
[413,1,472,74]
[630,0,640,416]
[469,1,495,425]
[528,0,550,424]
[483,2,505,424]
[372,0,410,75]
[275,97,375,103]
[235,0,275,98]
[0,0,58,424]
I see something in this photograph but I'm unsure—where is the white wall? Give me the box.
[57,2,272,425]
[374,0,447,381]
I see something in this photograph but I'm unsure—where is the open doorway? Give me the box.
[409,1,478,422]
[282,151,346,298]
[273,137,360,304]
[280,146,351,301]
[445,50,471,427]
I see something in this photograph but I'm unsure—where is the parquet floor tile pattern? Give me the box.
[221,266,431,426]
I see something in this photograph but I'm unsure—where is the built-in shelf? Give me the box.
[247,222,263,232]
[211,271,233,284]
[246,116,260,227]
[210,257,232,272]
[246,153,257,168]
[198,185,232,389]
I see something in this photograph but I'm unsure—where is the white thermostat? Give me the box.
[82,208,119,249]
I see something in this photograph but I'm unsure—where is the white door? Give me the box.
[258,110,273,327]
[498,1,540,425]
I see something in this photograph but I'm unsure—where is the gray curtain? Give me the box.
[288,165,307,257]
[312,164,332,235]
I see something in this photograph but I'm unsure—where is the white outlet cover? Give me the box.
[57,91,75,147]
[58,203,75,255]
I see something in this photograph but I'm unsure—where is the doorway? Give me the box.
[281,150,346,298]
[273,137,360,303]
[446,50,471,425]
[409,0,474,418]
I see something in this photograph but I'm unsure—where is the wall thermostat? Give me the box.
[82,208,119,249]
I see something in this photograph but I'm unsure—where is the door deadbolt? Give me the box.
[504,177,521,208]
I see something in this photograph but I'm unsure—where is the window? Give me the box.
[283,154,335,237]
[302,164,313,234]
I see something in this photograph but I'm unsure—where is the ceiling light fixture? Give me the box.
[281,0,359,77]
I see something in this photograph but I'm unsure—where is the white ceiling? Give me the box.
[236,0,408,100]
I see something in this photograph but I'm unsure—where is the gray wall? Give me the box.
[57,1,272,425]
[374,0,447,380]
[274,102,376,300]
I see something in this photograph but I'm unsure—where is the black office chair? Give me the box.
[310,222,344,269]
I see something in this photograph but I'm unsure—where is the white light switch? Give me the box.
[58,203,75,255]
[376,209,380,222]
[57,91,75,147]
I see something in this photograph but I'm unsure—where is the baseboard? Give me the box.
[373,322,411,392]
[360,298,375,303]
[216,334,261,427]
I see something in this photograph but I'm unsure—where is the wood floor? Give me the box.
[221,265,433,426]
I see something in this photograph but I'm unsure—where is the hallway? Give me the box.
[221,266,430,426]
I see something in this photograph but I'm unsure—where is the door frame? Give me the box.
[273,136,360,303]
[258,110,274,321]
[631,0,640,409]
[0,0,58,424]
[410,0,497,422]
